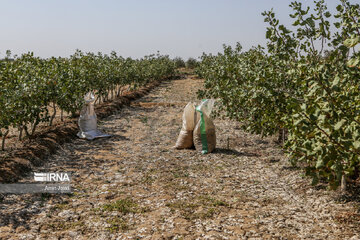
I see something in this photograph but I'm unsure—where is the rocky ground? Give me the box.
[0,75,359,239]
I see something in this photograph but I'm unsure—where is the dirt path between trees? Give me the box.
[0,75,359,239]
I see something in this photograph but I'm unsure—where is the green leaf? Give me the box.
[311,175,319,185]
[344,36,360,48]
[347,58,360,68]
[353,141,360,150]
[331,76,340,87]
[324,11,331,18]
[334,119,346,131]
[316,159,324,169]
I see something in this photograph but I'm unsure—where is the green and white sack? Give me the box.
[193,99,216,154]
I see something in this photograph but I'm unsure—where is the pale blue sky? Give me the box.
[0,0,344,59]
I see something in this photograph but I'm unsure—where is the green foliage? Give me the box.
[173,57,186,68]
[197,0,360,189]
[186,57,199,69]
[0,50,176,149]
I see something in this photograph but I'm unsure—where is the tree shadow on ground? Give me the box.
[0,207,35,230]
[213,148,259,157]
[335,183,360,205]
[76,134,130,145]
[0,193,56,230]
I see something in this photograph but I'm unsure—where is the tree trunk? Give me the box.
[31,117,40,136]
[1,129,9,151]
[24,125,30,137]
[277,128,287,145]
[18,125,23,140]
[341,175,347,193]
[49,102,56,126]
[60,109,64,122]
[117,85,121,97]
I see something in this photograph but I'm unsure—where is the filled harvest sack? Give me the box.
[193,99,216,154]
[175,102,199,149]
[77,92,111,140]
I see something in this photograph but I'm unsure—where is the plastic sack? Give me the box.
[77,92,111,140]
[175,102,199,149]
[193,99,216,154]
